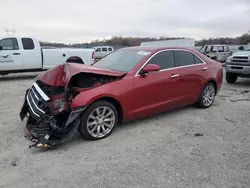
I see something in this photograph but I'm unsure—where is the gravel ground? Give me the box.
[0,70,249,188]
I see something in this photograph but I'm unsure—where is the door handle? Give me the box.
[12,53,20,55]
[201,67,208,71]
[170,74,179,78]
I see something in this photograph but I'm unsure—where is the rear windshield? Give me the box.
[92,48,151,72]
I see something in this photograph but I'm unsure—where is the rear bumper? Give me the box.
[225,64,250,75]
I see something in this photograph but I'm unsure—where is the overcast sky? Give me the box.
[1,0,250,43]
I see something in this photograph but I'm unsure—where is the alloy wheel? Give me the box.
[86,106,116,138]
[202,85,215,107]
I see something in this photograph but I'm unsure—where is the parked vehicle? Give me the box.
[20,46,223,148]
[0,36,94,75]
[93,46,114,60]
[199,44,232,63]
[224,42,250,83]
[140,38,195,49]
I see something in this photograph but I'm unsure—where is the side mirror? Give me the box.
[139,64,160,75]
[239,46,244,51]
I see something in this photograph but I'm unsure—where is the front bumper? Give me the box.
[20,82,86,148]
[225,64,250,76]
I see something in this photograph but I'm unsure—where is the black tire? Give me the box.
[196,82,216,109]
[226,72,238,84]
[78,100,118,141]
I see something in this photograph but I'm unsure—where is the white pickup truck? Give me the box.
[0,36,94,75]
[225,42,250,83]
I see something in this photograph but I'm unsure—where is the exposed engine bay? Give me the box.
[20,70,122,148]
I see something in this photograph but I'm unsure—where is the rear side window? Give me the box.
[147,51,175,70]
[108,47,113,51]
[95,48,101,52]
[102,47,107,52]
[21,38,35,50]
[174,51,195,67]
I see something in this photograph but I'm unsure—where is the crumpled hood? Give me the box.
[232,51,250,56]
[37,63,126,87]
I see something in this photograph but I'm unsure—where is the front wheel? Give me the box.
[78,100,118,141]
[226,72,238,84]
[196,82,216,108]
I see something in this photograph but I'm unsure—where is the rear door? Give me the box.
[21,38,42,69]
[94,47,102,59]
[173,50,207,104]
[221,46,231,61]
[133,50,182,118]
[0,37,23,70]
[101,47,108,56]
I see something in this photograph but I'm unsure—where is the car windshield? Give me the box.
[92,48,152,72]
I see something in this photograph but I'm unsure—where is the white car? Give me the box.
[93,46,114,60]
[0,36,94,75]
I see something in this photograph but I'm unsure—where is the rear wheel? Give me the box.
[78,100,118,140]
[196,82,216,108]
[226,72,238,84]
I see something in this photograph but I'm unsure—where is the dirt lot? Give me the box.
[0,70,249,188]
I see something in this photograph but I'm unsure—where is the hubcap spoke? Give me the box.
[101,125,107,135]
[88,121,97,127]
[96,108,101,116]
[89,114,96,120]
[89,124,98,134]
[104,111,113,118]
[104,117,115,122]
[104,122,112,128]
[102,107,107,116]
[96,125,101,137]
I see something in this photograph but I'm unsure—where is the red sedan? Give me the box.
[20,46,223,148]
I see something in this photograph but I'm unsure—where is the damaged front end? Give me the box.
[20,80,86,148]
[19,63,124,148]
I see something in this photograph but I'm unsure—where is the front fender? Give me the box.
[70,87,119,108]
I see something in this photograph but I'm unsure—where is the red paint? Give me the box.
[37,64,65,86]
[39,47,223,123]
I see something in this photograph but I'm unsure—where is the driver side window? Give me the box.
[147,51,175,70]
[0,38,19,50]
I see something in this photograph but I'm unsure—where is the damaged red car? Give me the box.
[20,46,223,148]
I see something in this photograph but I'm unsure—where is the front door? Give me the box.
[0,37,23,71]
[132,50,182,118]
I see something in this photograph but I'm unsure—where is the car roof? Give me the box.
[94,46,113,48]
[203,44,228,47]
[121,46,197,52]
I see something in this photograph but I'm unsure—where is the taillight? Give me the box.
[92,51,94,59]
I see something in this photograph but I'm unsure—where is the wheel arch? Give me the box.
[206,79,217,94]
[84,96,124,124]
[66,56,85,64]
[95,97,123,124]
